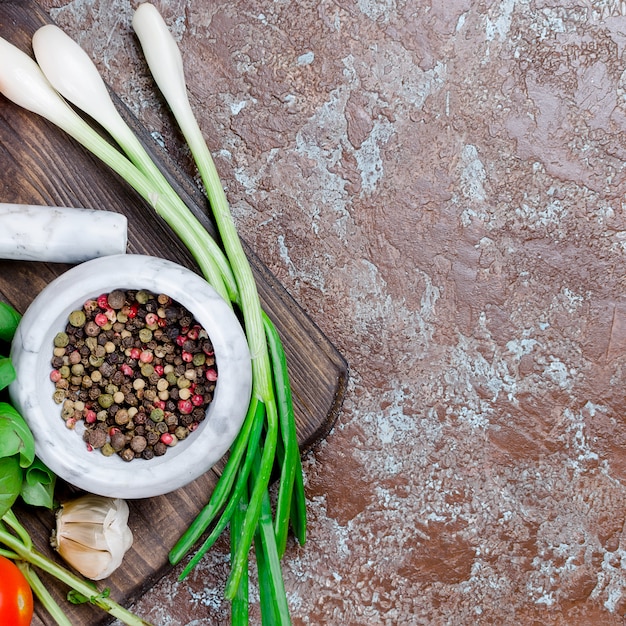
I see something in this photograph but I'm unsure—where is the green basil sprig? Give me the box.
[0,302,56,515]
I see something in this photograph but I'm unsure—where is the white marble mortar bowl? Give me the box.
[8,254,252,499]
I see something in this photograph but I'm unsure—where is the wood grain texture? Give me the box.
[0,1,348,623]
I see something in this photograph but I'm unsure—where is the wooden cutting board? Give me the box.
[0,1,348,623]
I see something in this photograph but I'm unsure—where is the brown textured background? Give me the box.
[31,0,626,624]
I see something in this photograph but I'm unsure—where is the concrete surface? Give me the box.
[37,0,626,624]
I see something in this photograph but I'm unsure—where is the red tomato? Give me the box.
[0,556,33,626]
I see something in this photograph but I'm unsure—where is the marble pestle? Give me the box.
[0,202,128,262]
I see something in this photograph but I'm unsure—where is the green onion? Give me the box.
[263,313,307,553]
[131,1,282,600]
[250,447,292,625]
[176,398,265,580]
[230,482,249,626]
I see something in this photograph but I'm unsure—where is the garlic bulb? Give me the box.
[52,494,133,580]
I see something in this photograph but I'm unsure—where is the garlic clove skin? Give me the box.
[53,494,133,580]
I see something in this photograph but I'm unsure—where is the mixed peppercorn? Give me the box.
[49,289,217,461]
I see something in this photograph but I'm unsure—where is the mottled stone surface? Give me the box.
[36,0,626,624]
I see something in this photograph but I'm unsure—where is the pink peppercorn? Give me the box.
[154,365,164,376]
[157,317,167,328]
[97,294,109,309]
[191,394,204,407]
[187,326,199,340]
[145,313,158,326]
[129,347,141,360]
[84,410,97,424]
[50,369,62,383]
[182,351,193,363]
[160,433,174,445]
[175,335,186,347]
[94,313,109,327]
[153,399,166,410]
[127,303,138,319]
[178,399,193,415]
[139,350,153,364]
[206,368,218,381]
[121,363,133,376]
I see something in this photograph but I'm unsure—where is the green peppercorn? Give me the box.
[54,332,69,348]
[140,363,155,378]
[89,355,105,367]
[177,375,191,389]
[192,353,206,366]
[71,363,84,376]
[97,393,114,409]
[101,443,115,456]
[175,425,189,440]
[68,310,86,327]
[136,290,150,304]
[139,328,153,343]
[150,408,164,423]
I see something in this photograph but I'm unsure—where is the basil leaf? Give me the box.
[0,357,16,391]
[0,302,21,343]
[0,456,23,518]
[20,458,56,509]
[0,402,35,467]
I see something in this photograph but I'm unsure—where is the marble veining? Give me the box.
[0,203,128,262]
[9,254,252,499]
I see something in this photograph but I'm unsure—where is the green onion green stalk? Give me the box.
[0,4,306,623]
